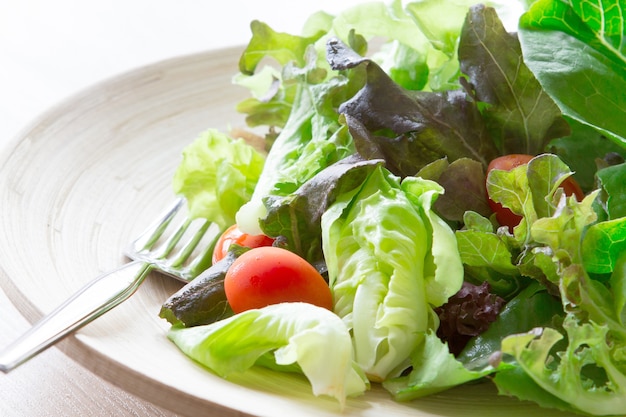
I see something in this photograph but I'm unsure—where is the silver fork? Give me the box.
[0,198,220,373]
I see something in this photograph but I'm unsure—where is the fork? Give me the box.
[0,198,220,373]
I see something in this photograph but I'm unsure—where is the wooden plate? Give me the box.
[0,47,576,417]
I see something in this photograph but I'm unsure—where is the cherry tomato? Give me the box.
[212,224,274,264]
[224,246,333,313]
[486,154,585,231]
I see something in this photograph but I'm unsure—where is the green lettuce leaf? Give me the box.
[596,162,626,219]
[582,217,626,275]
[455,218,523,297]
[172,129,265,228]
[168,302,368,408]
[321,166,463,381]
[519,0,626,147]
[235,66,358,235]
[238,20,326,75]
[547,119,626,193]
[327,0,433,90]
[319,0,527,92]
[500,317,626,416]
[486,153,580,241]
[234,65,297,130]
[383,330,495,400]
[489,156,626,415]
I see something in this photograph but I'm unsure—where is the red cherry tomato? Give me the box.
[224,246,333,313]
[486,154,585,231]
[212,224,274,264]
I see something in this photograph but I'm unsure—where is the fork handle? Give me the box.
[0,261,152,373]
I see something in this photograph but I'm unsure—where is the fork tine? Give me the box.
[168,219,211,267]
[130,198,186,253]
[151,217,215,280]
[125,198,222,281]
[150,216,194,259]
[185,221,221,268]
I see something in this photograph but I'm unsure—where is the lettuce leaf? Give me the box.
[499,317,626,416]
[172,129,265,228]
[168,302,368,408]
[547,119,626,193]
[261,155,384,263]
[596,162,626,219]
[238,20,326,75]
[328,38,498,174]
[487,158,626,415]
[383,330,495,400]
[233,17,372,236]
[321,166,463,381]
[458,4,570,155]
[417,157,493,222]
[486,153,581,241]
[518,0,626,147]
[582,216,626,275]
[235,68,358,235]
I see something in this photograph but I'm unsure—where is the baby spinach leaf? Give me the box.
[519,0,626,147]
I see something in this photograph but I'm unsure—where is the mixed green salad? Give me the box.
[158,0,626,415]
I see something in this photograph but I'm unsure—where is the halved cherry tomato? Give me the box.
[212,224,274,264]
[224,246,333,313]
[486,154,584,231]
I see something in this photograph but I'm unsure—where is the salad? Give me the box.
[157,0,626,415]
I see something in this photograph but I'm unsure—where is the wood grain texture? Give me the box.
[0,48,578,417]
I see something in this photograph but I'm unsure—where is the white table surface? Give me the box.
[0,1,366,415]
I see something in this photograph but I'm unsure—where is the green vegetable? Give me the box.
[518,0,626,146]
[499,317,626,416]
[596,162,626,219]
[233,0,529,235]
[167,302,368,408]
[321,166,463,381]
[457,282,564,368]
[383,329,495,400]
[489,162,626,414]
[234,53,358,235]
[547,119,626,193]
[582,216,626,275]
[172,129,265,228]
